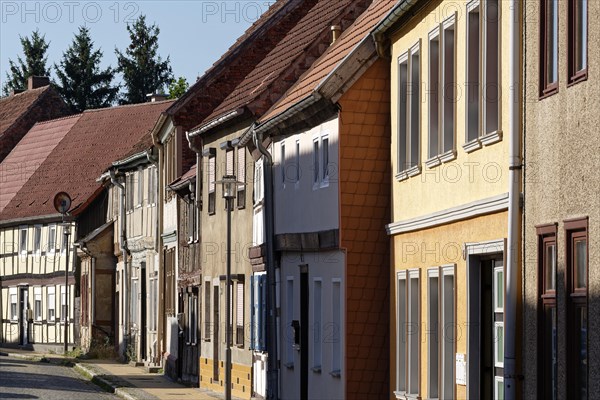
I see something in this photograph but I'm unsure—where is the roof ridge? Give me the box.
[0,85,49,103]
[33,113,82,126]
[83,99,176,113]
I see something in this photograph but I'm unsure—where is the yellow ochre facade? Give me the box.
[387,1,518,399]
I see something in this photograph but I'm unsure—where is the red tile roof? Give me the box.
[196,0,371,131]
[0,85,72,161]
[0,100,173,221]
[0,115,81,213]
[261,0,397,122]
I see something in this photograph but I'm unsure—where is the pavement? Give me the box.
[0,347,240,400]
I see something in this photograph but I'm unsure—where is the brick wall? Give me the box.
[338,58,391,399]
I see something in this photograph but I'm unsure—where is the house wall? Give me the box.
[338,58,391,399]
[523,0,600,398]
[0,222,76,351]
[279,250,345,400]
[389,0,510,223]
[391,211,508,400]
[273,117,339,235]
[199,121,254,399]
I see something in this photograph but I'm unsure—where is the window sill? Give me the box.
[393,392,406,400]
[568,71,588,87]
[329,370,341,378]
[311,366,322,374]
[480,130,503,146]
[539,86,558,100]
[395,165,421,182]
[462,138,482,154]
[284,362,294,370]
[425,150,456,169]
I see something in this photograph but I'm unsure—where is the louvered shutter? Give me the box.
[226,149,234,175]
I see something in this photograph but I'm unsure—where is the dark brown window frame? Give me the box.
[536,223,558,400]
[564,216,588,399]
[540,0,559,98]
[567,0,588,86]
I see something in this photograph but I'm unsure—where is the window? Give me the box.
[126,173,134,212]
[204,282,211,340]
[312,135,330,188]
[281,141,286,187]
[251,274,267,351]
[208,154,216,215]
[295,140,300,184]
[137,168,143,207]
[427,266,455,399]
[165,248,176,316]
[236,282,244,346]
[60,285,67,322]
[148,166,156,206]
[312,139,319,186]
[397,42,421,178]
[541,0,559,96]
[33,225,41,254]
[428,15,456,165]
[188,292,198,345]
[48,225,56,253]
[10,288,17,321]
[19,227,27,255]
[331,279,341,376]
[47,287,55,322]
[313,279,322,371]
[81,275,89,326]
[33,287,42,321]
[396,270,420,396]
[465,0,501,147]
[237,146,246,209]
[565,217,588,399]
[568,0,588,84]
[61,226,69,254]
[187,196,197,243]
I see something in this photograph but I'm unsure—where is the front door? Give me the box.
[480,259,504,400]
[19,287,29,345]
[140,264,147,360]
[300,269,309,400]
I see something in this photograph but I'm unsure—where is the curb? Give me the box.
[74,363,139,400]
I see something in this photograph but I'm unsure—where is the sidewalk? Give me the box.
[0,347,239,400]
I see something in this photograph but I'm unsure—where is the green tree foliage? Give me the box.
[3,30,50,95]
[54,27,119,112]
[168,76,189,99]
[115,15,173,104]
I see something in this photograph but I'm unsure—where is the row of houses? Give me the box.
[0,0,597,399]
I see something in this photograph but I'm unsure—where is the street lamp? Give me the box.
[216,175,244,400]
[53,192,72,355]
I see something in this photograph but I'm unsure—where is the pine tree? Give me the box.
[3,30,50,95]
[168,77,189,99]
[115,15,173,104]
[54,27,119,112]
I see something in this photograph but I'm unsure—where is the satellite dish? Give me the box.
[53,192,72,215]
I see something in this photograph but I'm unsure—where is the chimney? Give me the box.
[27,76,50,90]
[331,25,342,45]
[146,93,168,102]
[10,89,25,96]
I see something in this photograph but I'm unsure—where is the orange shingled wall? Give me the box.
[338,58,391,399]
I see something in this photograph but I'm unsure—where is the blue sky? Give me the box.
[1,1,273,90]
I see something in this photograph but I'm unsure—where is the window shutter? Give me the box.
[208,156,216,193]
[226,149,234,176]
[237,147,246,185]
[237,282,244,326]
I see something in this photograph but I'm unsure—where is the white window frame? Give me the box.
[397,41,422,180]
[494,265,504,312]
[295,139,301,188]
[136,167,144,207]
[148,166,156,206]
[494,321,504,368]
[9,287,18,321]
[34,287,42,321]
[33,225,41,255]
[19,226,28,256]
[60,285,67,323]
[60,225,69,255]
[312,137,320,189]
[188,292,198,345]
[440,265,455,399]
[47,286,56,322]
[494,375,504,400]
[427,268,440,399]
[427,15,457,167]
[47,224,57,254]
[236,281,244,346]
[331,278,342,377]
[280,141,286,188]
[320,134,330,188]
[395,269,420,397]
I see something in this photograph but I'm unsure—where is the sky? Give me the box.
[0,1,274,90]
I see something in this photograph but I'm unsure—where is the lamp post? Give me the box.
[53,192,72,355]
[216,175,242,400]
